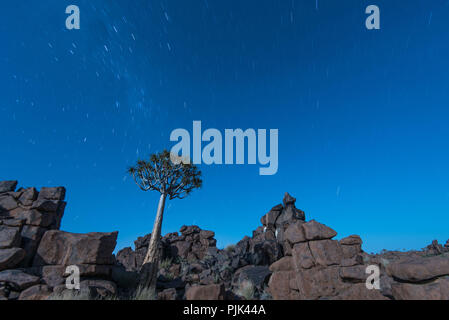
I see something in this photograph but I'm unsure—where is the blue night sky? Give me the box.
[1,1,448,253]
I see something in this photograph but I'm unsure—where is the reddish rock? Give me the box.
[269,256,293,272]
[174,241,192,258]
[339,265,368,283]
[341,243,362,259]
[294,266,345,299]
[284,221,306,244]
[34,230,118,266]
[158,288,177,300]
[333,283,389,300]
[268,270,297,300]
[340,235,362,246]
[80,279,117,297]
[260,206,282,227]
[308,240,343,267]
[386,256,449,282]
[185,284,225,300]
[18,284,52,300]
[200,230,215,239]
[292,242,315,270]
[116,247,137,271]
[392,278,449,300]
[302,220,337,241]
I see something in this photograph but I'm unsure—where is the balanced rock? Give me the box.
[302,220,337,241]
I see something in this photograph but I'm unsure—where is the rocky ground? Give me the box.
[1,180,448,300]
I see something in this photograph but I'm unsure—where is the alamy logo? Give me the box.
[65,265,80,290]
[365,5,380,30]
[65,5,80,30]
[170,121,278,175]
[365,265,380,290]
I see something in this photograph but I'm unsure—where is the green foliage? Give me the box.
[159,258,173,270]
[128,150,202,199]
[235,280,256,300]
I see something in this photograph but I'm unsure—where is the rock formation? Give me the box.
[1,181,448,300]
[0,181,118,300]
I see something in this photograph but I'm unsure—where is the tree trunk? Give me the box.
[141,193,167,294]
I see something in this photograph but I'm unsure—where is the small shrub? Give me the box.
[235,280,255,300]
[159,258,173,270]
[380,258,390,267]
[225,244,236,252]
[133,285,157,300]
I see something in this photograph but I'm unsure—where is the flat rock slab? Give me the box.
[0,248,26,271]
[18,284,52,300]
[387,255,449,282]
[185,283,225,300]
[0,225,21,249]
[34,230,118,266]
[392,278,449,300]
[0,269,40,290]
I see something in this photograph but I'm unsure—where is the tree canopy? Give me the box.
[128,150,202,199]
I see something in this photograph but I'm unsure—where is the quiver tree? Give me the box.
[128,150,202,293]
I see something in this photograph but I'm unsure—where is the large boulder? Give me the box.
[284,221,306,244]
[332,283,389,300]
[0,181,18,193]
[116,247,137,272]
[292,242,315,270]
[20,225,47,266]
[0,225,21,249]
[0,195,18,212]
[18,284,52,300]
[0,269,40,290]
[0,248,26,271]
[37,187,66,201]
[308,240,343,267]
[392,278,449,300]
[267,270,298,300]
[269,256,293,272]
[232,265,271,290]
[294,265,345,299]
[386,255,449,282]
[302,220,337,241]
[34,230,118,266]
[9,209,57,228]
[17,188,38,206]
